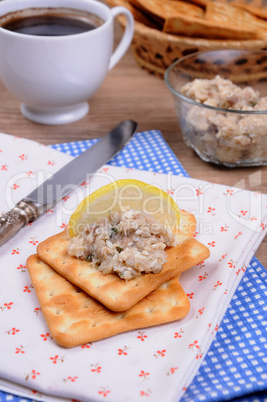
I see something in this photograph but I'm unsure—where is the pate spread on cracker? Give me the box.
[67,208,177,280]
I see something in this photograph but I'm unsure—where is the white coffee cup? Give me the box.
[0,0,134,125]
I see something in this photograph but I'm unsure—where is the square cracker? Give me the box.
[26,255,190,348]
[37,227,209,312]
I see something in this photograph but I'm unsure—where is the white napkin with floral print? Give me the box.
[0,133,266,402]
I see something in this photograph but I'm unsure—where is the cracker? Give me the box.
[179,209,196,238]
[205,2,267,37]
[163,12,258,39]
[105,0,161,29]
[178,0,208,6]
[37,230,209,312]
[129,0,205,21]
[26,255,190,348]
[234,3,267,20]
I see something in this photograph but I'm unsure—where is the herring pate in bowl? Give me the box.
[164,49,267,167]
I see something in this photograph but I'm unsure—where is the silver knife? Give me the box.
[0,119,137,246]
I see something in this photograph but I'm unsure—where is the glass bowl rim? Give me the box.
[164,49,267,115]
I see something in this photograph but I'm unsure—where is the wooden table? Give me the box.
[0,23,266,266]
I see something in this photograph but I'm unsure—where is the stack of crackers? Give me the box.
[106,0,267,40]
[26,209,210,348]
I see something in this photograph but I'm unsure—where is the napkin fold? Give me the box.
[0,131,266,402]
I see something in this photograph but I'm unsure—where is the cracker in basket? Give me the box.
[205,2,267,38]
[129,0,205,21]
[163,12,258,39]
[105,0,161,29]
[26,254,189,348]
[234,3,267,20]
[178,0,208,6]
[37,225,209,312]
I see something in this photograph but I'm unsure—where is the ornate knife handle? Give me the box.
[0,201,39,246]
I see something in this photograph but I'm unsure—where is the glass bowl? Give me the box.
[164,49,267,167]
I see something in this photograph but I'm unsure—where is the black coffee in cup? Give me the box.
[0,7,104,36]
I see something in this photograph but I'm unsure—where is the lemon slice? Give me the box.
[69,179,180,237]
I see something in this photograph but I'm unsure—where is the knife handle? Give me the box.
[0,201,39,246]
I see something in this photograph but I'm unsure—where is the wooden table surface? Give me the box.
[0,23,266,266]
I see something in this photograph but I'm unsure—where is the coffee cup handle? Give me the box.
[109,7,134,71]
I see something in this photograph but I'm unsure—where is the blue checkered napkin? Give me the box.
[182,257,267,402]
[51,130,190,177]
[1,130,266,402]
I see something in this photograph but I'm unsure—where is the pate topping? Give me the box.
[180,75,265,111]
[67,208,177,280]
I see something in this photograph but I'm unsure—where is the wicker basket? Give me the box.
[108,1,267,78]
